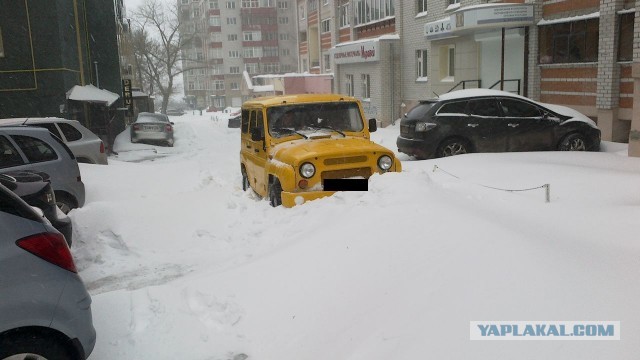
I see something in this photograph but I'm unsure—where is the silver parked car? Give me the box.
[0,126,86,213]
[0,182,96,359]
[130,112,175,147]
[0,117,108,165]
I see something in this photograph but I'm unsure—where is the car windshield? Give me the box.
[267,102,364,138]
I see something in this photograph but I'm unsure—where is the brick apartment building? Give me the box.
[297,0,638,149]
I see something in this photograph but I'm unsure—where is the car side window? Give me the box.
[32,123,63,139]
[11,135,58,163]
[437,101,468,115]
[467,98,502,117]
[499,98,542,118]
[58,123,83,141]
[241,109,250,133]
[0,135,25,168]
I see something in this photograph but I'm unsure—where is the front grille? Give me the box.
[321,167,372,180]
[400,124,415,138]
[324,156,368,166]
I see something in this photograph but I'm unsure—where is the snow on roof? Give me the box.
[333,33,399,48]
[617,8,635,14]
[537,12,600,26]
[132,90,148,97]
[66,84,120,106]
[253,85,275,92]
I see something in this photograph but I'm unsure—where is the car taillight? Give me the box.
[165,124,172,132]
[100,141,105,154]
[16,232,77,273]
[133,124,140,131]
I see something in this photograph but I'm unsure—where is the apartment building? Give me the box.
[179,0,299,110]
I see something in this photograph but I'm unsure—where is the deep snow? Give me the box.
[70,111,640,359]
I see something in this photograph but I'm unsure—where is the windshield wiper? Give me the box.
[276,127,308,139]
[308,125,346,137]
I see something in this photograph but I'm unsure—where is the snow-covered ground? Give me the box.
[71,112,640,359]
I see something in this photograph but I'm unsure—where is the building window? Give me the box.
[210,32,222,42]
[229,50,240,58]
[278,1,288,9]
[279,17,289,24]
[449,0,460,4]
[196,52,204,60]
[321,19,331,33]
[355,0,394,25]
[279,33,289,40]
[211,65,222,74]
[243,47,262,58]
[230,66,241,73]
[300,4,305,19]
[209,0,219,9]
[448,47,455,77]
[209,48,222,58]
[417,0,427,13]
[361,74,370,99]
[242,0,259,7]
[323,54,331,71]
[339,4,349,27]
[280,48,290,56]
[243,31,261,41]
[346,74,354,96]
[308,0,317,12]
[416,49,427,78]
[539,18,599,64]
[213,80,225,90]
[261,0,275,7]
[228,34,238,41]
[299,31,307,42]
[245,63,259,73]
[208,16,221,26]
[226,1,236,9]
[439,46,454,79]
[618,13,634,62]
[194,8,200,17]
[0,27,4,58]
[188,81,195,90]
[213,97,226,108]
[227,17,237,24]
[230,82,240,90]
[263,46,278,57]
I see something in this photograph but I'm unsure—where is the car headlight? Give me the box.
[415,122,437,132]
[300,162,316,178]
[378,155,393,171]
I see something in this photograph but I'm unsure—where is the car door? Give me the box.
[498,98,556,151]
[244,109,268,196]
[465,98,508,152]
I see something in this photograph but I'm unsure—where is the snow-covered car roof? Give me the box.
[135,112,170,123]
[432,89,597,128]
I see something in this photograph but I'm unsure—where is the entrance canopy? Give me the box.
[66,84,120,107]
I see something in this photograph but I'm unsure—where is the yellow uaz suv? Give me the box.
[240,94,401,207]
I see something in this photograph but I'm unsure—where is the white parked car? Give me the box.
[0,117,108,164]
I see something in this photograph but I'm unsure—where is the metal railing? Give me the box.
[489,79,521,95]
[446,79,481,93]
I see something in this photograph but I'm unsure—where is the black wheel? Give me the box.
[437,138,471,158]
[558,133,587,151]
[269,179,282,207]
[241,171,250,191]
[54,192,76,215]
[0,331,76,360]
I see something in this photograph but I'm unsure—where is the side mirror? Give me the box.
[251,127,264,141]
[170,122,175,125]
[368,118,377,133]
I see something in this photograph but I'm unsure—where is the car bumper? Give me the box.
[281,190,337,208]
[396,136,438,159]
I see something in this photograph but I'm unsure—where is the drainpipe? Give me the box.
[94,61,100,88]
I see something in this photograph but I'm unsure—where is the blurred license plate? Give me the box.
[143,125,159,131]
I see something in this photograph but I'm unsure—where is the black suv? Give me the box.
[397,89,601,159]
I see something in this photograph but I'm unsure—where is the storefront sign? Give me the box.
[425,17,455,40]
[122,79,133,116]
[331,41,379,65]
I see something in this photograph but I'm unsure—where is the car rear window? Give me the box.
[31,123,63,139]
[405,102,435,120]
[12,135,58,163]
[0,135,25,169]
[58,123,83,141]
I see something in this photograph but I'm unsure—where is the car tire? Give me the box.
[437,137,471,158]
[241,171,250,191]
[54,192,76,214]
[0,331,76,360]
[558,133,587,151]
[269,179,282,207]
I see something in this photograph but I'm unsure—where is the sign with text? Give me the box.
[331,41,379,65]
[122,79,133,116]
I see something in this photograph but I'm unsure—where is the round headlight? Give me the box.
[300,162,316,178]
[378,155,393,171]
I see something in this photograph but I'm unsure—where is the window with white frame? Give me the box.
[229,50,240,58]
[194,8,200,17]
[308,0,317,12]
[243,47,262,58]
[226,1,236,9]
[439,45,455,79]
[280,48,290,56]
[321,18,331,33]
[243,31,261,41]
[278,1,288,9]
[213,97,226,108]
[182,0,189,4]
[279,33,289,40]
[208,16,221,26]
[245,63,259,73]
[346,74,354,96]
[260,0,274,6]
[210,32,222,42]
[354,0,394,25]
[416,49,427,78]
[263,46,278,57]
[230,82,240,90]
[242,0,258,7]
[279,17,289,24]
[209,48,222,58]
[323,54,330,71]
[417,0,426,13]
[300,4,305,19]
[228,34,238,41]
[230,66,241,74]
[213,80,225,90]
[211,65,223,74]
[227,17,237,24]
[339,4,349,27]
[361,74,370,99]
[263,63,280,72]
[209,0,219,8]
[188,81,195,90]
